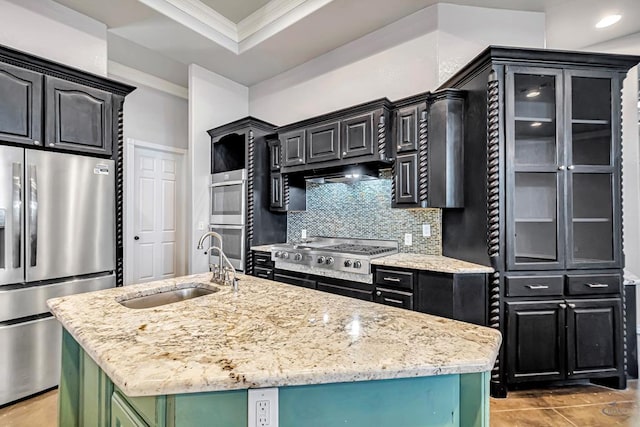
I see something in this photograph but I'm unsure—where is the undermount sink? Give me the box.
[118,284,219,309]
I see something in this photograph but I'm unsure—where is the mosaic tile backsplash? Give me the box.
[287,171,442,254]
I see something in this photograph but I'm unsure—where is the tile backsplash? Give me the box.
[287,170,442,254]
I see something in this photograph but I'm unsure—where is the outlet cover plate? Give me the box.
[248,388,278,427]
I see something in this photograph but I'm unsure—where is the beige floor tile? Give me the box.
[0,390,58,427]
[490,408,576,427]
[554,401,640,427]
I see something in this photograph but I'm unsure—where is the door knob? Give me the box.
[134,236,140,240]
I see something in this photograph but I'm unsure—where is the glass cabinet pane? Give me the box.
[571,77,612,166]
[513,74,557,166]
[571,173,614,263]
[513,172,558,264]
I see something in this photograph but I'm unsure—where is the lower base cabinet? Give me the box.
[506,298,623,384]
[111,393,148,427]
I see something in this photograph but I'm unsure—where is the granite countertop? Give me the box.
[250,243,283,252]
[372,253,494,274]
[48,273,501,397]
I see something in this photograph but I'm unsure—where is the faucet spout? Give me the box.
[197,231,223,251]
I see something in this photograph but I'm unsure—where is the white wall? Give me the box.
[188,64,248,273]
[0,0,107,75]
[249,4,544,125]
[120,83,188,150]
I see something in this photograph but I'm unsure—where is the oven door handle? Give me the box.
[210,180,245,187]
[209,224,245,230]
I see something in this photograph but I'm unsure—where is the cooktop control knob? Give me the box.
[317,256,326,264]
[344,260,352,267]
[353,260,362,269]
[326,257,334,265]
[282,252,289,259]
[275,251,282,258]
[293,253,302,261]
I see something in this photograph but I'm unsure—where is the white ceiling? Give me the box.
[52,0,640,87]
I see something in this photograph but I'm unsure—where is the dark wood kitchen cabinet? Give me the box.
[277,99,392,174]
[439,46,639,397]
[45,76,113,156]
[0,62,42,146]
[506,297,622,383]
[391,90,464,208]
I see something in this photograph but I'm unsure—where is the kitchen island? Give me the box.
[48,273,501,427]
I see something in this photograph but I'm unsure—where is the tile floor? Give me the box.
[0,381,637,426]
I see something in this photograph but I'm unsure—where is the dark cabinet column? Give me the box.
[506,300,566,383]
[0,63,42,146]
[566,298,622,379]
[45,76,113,156]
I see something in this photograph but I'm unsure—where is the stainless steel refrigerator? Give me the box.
[0,147,116,406]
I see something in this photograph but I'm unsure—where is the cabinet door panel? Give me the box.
[505,67,564,271]
[306,121,340,163]
[274,273,315,289]
[506,300,565,383]
[281,130,305,167]
[270,173,284,209]
[45,76,112,156]
[566,298,622,378]
[374,287,413,310]
[268,140,281,170]
[395,106,418,152]
[341,112,374,159]
[111,393,149,427]
[317,282,373,302]
[0,63,42,146]
[394,153,418,205]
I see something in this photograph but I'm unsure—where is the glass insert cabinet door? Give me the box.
[565,70,620,268]
[506,67,565,270]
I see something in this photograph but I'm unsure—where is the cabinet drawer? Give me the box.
[505,275,564,297]
[375,268,414,291]
[317,282,373,302]
[375,287,413,310]
[274,273,316,289]
[253,251,273,268]
[566,274,621,295]
[254,266,273,280]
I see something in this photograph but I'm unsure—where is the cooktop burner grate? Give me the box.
[322,244,397,256]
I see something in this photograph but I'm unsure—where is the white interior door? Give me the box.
[132,147,182,284]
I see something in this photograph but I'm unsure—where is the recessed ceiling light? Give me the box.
[526,90,541,98]
[596,14,622,29]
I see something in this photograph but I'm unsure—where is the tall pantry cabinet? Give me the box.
[439,46,640,397]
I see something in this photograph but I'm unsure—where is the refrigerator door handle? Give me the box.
[28,164,37,267]
[12,163,22,268]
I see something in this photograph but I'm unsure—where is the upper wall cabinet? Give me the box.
[391,90,465,209]
[278,99,392,173]
[0,62,42,146]
[45,76,113,156]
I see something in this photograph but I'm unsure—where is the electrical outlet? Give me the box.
[248,388,278,427]
[197,221,205,231]
[404,233,412,246]
[301,229,307,239]
[422,224,431,237]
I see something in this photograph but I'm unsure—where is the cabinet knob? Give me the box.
[558,165,566,171]
[342,152,347,156]
[376,291,382,296]
[48,143,55,147]
[567,303,576,308]
[134,236,140,241]
[567,165,575,170]
[559,303,567,308]
[33,140,40,146]
[298,159,303,162]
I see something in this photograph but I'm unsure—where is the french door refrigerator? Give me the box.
[0,146,116,406]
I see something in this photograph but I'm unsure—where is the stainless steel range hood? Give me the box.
[304,163,381,184]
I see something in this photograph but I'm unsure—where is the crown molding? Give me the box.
[136,0,336,55]
[137,0,238,53]
[108,60,189,99]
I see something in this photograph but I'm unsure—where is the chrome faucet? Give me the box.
[197,231,238,291]
[197,231,224,277]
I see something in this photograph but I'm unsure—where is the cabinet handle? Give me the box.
[568,303,576,308]
[376,291,382,296]
[559,303,567,308]
[256,258,268,263]
[558,165,566,171]
[586,283,609,288]
[386,298,404,305]
[568,165,575,170]
[383,277,401,282]
[526,284,549,290]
